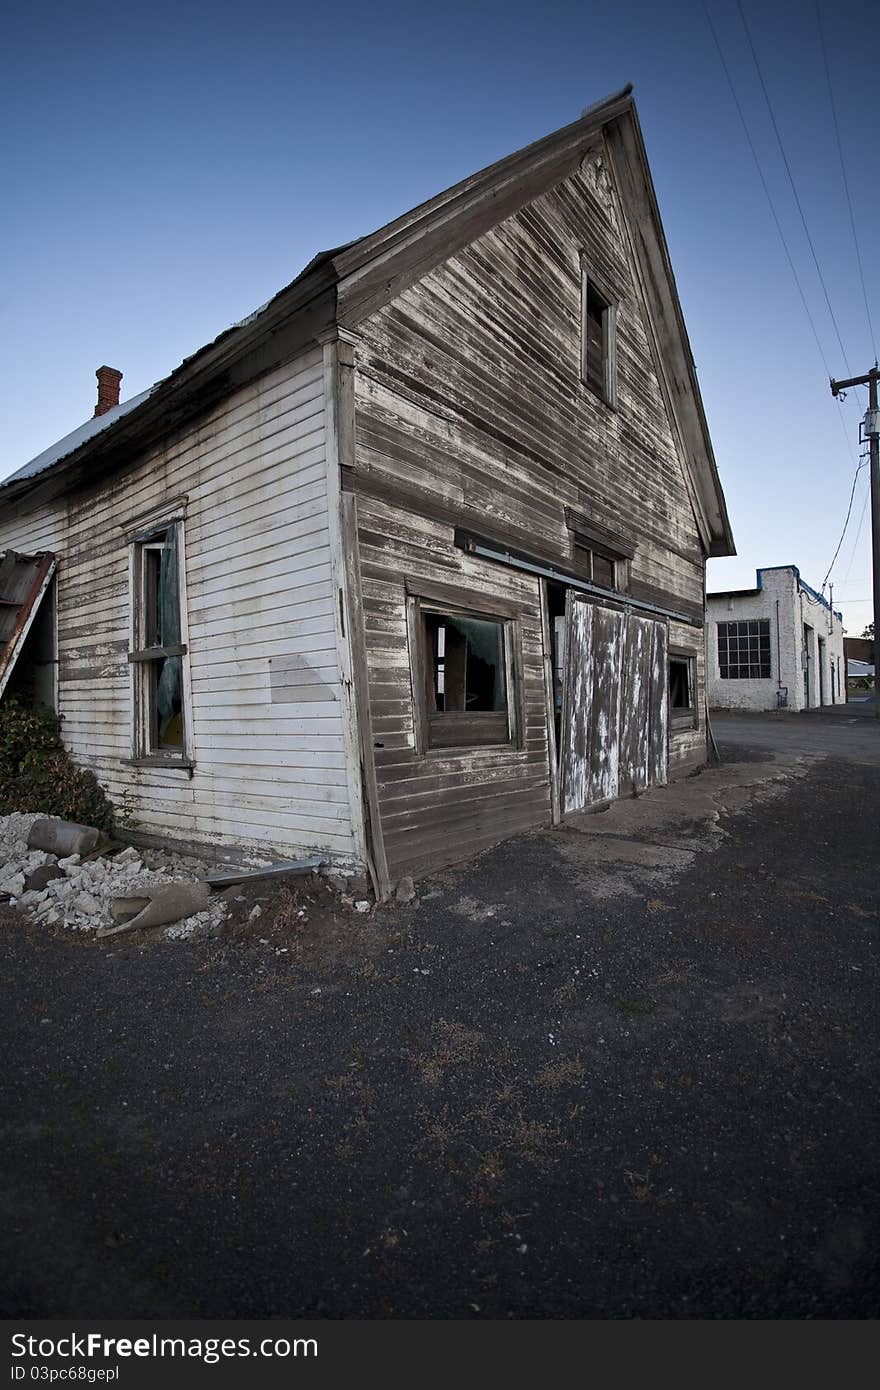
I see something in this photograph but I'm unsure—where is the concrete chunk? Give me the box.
[24,864,66,892]
[396,876,416,905]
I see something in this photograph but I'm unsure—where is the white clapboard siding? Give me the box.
[0,347,360,866]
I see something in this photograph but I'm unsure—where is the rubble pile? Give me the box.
[0,813,227,941]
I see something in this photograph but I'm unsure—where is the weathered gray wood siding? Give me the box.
[348,155,707,875]
[354,497,550,880]
[0,349,361,865]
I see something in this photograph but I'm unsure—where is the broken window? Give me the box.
[420,608,512,749]
[669,653,696,731]
[717,620,770,680]
[129,523,189,760]
[580,268,617,405]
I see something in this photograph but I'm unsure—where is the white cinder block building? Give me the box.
[706,566,845,712]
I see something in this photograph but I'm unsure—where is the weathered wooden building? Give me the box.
[0,87,733,895]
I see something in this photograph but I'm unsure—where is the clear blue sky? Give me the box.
[2,0,877,633]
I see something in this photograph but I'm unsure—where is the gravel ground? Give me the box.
[0,750,877,1318]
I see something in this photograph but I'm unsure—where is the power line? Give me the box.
[816,2,878,364]
[822,453,867,589]
[701,1,859,465]
[843,474,872,585]
[702,2,833,379]
[736,0,853,379]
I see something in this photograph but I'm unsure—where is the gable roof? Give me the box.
[1,88,734,556]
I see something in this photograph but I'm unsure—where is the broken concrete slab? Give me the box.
[110,897,150,924]
[0,871,26,899]
[99,882,212,938]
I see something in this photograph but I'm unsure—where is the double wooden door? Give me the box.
[560,595,668,814]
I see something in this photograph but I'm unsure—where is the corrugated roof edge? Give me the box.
[1,387,157,489]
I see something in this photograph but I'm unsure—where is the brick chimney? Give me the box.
[94,365,123,417]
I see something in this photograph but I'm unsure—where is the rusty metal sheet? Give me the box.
[0,550,56,699]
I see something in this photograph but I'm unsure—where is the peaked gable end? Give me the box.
[335,93,732,559]
[349,147,711,623]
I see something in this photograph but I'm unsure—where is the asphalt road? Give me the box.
[0,723,877,1318]
[712,708,880,766]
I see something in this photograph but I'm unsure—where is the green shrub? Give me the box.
[0,699,115,832]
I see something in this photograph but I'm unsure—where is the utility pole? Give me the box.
[830,366,880,717]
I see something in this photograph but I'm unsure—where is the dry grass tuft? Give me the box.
[536,1057,587,1090]
[415,1019,484,1086]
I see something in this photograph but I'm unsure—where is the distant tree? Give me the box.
[862,622,875,640]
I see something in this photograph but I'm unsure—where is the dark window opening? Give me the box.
[718,619,771,680]
[422,610,510,749]
[584,284,606,397]
[669,653,697,731]
[669,658,691,710]
[581,273,616,405]
[546,581,568,753]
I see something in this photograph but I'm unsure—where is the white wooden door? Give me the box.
[561,596,668,815]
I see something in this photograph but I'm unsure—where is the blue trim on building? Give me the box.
[755,566,843,623]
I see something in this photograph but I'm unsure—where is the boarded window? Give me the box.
[717,620,770,680]
[580,270,617,405]
[571,533,623,591]
[129,524,189,759]
[420,610,511,749]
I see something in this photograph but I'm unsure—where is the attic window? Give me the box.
[580,267,617,406]
[571,532,625,592]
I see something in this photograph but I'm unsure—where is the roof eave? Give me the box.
[331,86,635,327]
[2,260,339,512]
[603,105,735,559]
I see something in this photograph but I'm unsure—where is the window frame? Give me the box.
[570,530,627,593]
[580,257,618,407]
[668,649,697,732]
[405,586,524,756]
[717,618,771,681]
[127,515,193,767]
